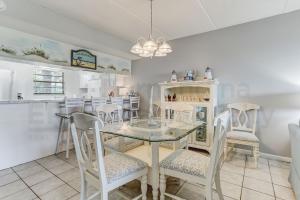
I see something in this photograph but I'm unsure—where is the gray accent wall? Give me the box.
[132,10,300,157]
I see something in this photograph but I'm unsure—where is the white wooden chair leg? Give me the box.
[136,110,138,119]
[66,119,71,159]
[80,176,87,200]
[55,117,64,155]
[160,174,166,200]
[101,191,109,200]
[224,141,228,161]
[254,144,259,168]
[215,167,224,200]
[205,186,213,200]
[141,175,147,200]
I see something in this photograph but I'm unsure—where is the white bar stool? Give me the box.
[124,96,140,121]
[91,96,107,120]
[111,97,124,121]
[55,97,85,158]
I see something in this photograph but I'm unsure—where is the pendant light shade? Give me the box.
[139,51,152,57]
[155,50,167,57]
[0,1,7,11]
[130,42,143,54]
[130,0,172,58]
[158,42,172,53]
[143,39,158,52]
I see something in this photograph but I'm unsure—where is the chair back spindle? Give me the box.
[228,103,259,134]
[91,97,107,112]
[111,97,123,107]
[130,96,140,110]
[207,111,229,183]
[96,104,122,124]
[166,103,194,123]
[64,97,85,114]
[70,113,107,186]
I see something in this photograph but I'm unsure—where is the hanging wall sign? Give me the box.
[71,49,97,70]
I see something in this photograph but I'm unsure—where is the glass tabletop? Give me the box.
[102,118,205,142]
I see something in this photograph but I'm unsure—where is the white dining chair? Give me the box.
[123,96,140,121]
[56,97,85,158]
[165,103,194,123]
[159,111,229,200]
[225,103,260,167]
[91,97,107,113]
[161,104,195,150]
[96,104,144,153]
[70,112,148,200]
[111,97,124,120]
[95,103,122,142]
[129,96,140,120]
[96,103,122,125]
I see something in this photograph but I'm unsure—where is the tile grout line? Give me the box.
[35,159,80,197]
[239,155,247,200]
[242,158,276,198]
[268,160,292,199]
[269,159,278,199]
[173,180,187,196]
[11,167,42,200]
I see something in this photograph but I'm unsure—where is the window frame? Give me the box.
[33,69,65,95]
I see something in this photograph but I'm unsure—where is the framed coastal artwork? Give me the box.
[71,49,97,70]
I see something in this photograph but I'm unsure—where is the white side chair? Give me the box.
[56,97,85,158]
[96,104,143,152]
[152,101,161,118]
[225,103,260,167]
[95,104,122,142]
[159,111,230,200]
[129,96,140,120]
[70,112,148,200]
[165,103,194,123]
[111,97,124,121]
[161,104,194,150]
[91,97,107,113]
[91,97,107,122]
[96,104,122,125]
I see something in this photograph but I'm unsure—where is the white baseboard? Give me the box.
[233,148,291,163]
[260,153,291,163]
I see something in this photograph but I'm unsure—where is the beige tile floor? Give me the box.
[0,150,296,200]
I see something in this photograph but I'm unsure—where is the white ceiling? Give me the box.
[30,0,300,42]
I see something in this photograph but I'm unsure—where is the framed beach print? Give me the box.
[71,49,97,70]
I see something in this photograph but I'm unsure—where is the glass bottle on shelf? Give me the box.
[195,106,207,143]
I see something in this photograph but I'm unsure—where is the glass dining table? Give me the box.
[102,118,205,200]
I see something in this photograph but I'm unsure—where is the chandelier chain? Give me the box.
[130,0,172,57]
[150,0,153,37]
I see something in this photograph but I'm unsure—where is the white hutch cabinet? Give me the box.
[159,80,218,152]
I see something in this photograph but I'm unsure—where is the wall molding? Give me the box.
[260,152,291,163]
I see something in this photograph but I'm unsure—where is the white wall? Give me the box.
[0,102,60,170]
[132,10,300,157]
[0,60,85,100]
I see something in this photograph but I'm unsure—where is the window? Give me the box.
[33,69,64,94]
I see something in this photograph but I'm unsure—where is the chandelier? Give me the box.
[130,0,172,58]
[0,0,7,11]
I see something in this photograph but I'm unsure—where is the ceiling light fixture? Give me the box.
[130,0,172,58]
[0,1,7,12]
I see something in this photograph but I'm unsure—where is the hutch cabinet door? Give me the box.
[191,106,211,147]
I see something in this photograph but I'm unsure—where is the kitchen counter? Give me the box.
[0,96,133,170]
[0,100,61,170]
[0,99,64,104]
